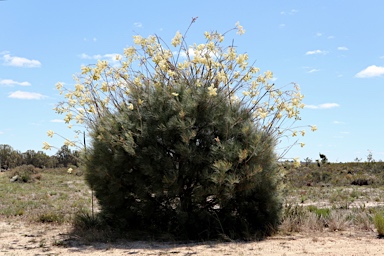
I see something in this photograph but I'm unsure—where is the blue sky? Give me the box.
[1,0,383,163]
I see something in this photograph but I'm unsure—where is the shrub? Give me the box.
[52,20,314,240]
[327,211,349,231]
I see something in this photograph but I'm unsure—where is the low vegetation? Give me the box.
[0,161,383,241]
[0,167,90,224]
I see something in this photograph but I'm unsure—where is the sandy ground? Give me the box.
[0,220,383,256]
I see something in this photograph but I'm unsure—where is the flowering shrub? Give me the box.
[47,19,316,239]
[45,19,315,155]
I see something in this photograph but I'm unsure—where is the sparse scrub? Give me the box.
[0,167,91,223]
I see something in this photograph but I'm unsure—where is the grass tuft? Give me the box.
[374,212,384,238]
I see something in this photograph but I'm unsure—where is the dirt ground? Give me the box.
[0,221,383,256]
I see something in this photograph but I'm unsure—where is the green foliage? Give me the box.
[308,205,331,219]
[56,145,79,167]
[0,144,73,169]
[374,212,384,237]
[84,81,282,240]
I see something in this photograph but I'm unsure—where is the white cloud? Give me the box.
[50,119,64,123]
[315,32,323,37]
[280,9,298,15]
[305,50,327,55]
[175,48,195,59]
[270,77,278,82]
[8,91,46,100]
[134,22,143,28]
[79,53,120,62]
[307,69,320,73]
[2,53,41,68]
[333,121,345,124]
[0,79,31,86]
[305,103,340,109]
[337,46,348,51]
[279,24,286,28]
[355,65,384,78]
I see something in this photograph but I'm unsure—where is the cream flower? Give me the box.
[207,84,217,96]
[311,125,318,132]
[64,113,73,123]
[171,31,182,47]
[293,158,301,168]
[171,92,179,97]
[64,140,75,147]
[235,21,245,35]
[42,142,52,150]
[259,110,268,119]
[47,130,54,138]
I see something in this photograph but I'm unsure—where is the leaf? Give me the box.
[238,149,248,163]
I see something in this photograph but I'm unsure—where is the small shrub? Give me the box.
[38,212,65,224]
[327,211,349,231]
[72,211,114,242]
[280,204,308,233]
[73,211,104,230]
[374,212,384,238]
[352,211,373,231]
[9,165,40,183]
[351,178,372,186]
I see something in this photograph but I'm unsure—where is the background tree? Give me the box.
[56,145,78,167]
[0,144,13,169]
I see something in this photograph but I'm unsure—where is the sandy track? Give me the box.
[0,221,383,255]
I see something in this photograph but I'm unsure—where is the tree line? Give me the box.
[0,144,79,170]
